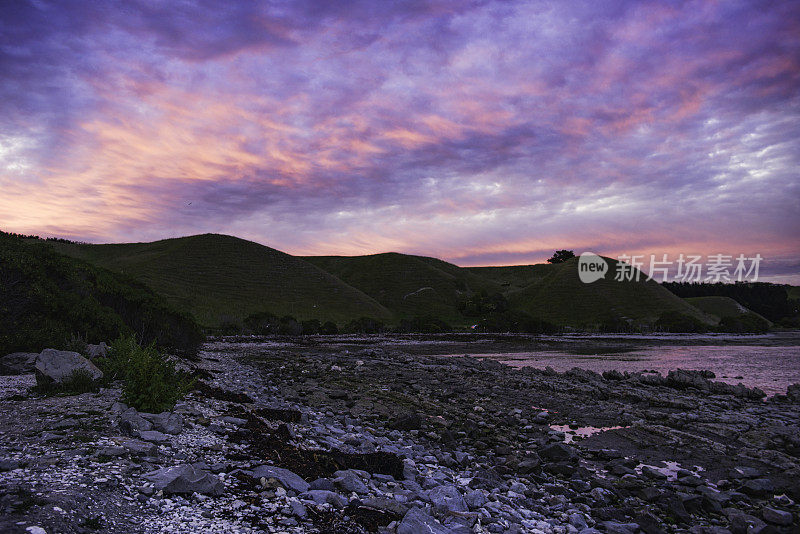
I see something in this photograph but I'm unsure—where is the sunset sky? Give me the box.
[1,1,798,280]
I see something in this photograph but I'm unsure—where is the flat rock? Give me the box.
[119,408,153,436]
[0,352,38,375]
[301,490,347,508]
[141,412,184,435]
[139,430,170,443]
[143,465,224,496]
[362,496,410,516]
[429,484,468,513]
[333,469,368,494]
[539,442,579,462]
[120,439,158,456]
[762,507,793,526]
[252,465,310,493]
[398,507,455,534]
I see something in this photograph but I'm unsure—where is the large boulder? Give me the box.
[0,352,38,375]
[143,465,224,495]
[35,349,103,384]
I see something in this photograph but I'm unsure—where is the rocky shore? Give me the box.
[1,336,799,533]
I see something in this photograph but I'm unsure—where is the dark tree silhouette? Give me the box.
[547,250,576,264]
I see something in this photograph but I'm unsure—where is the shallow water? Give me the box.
[453,344,800,396]
[213,332,800,397]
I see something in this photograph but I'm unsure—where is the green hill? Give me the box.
[466,264,556,293]
[685,296,769,323]
[304,253,502,324]
[508,256,716,329]
[0,232,203,355]
[44,234,392,327]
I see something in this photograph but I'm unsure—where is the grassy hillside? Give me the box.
[786,286,800,300]
[45,234,392,327]
[508,256,716,329]
[304,253,502,324]
[0,232,203,355]
[685,296,767,322]
[466,264,555,292]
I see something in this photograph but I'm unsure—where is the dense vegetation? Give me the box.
[95,335,194,412]
[0,232,203,356]
[664,281,798,325]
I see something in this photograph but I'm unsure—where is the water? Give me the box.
[449,344,800,396]
[214,332,800,397]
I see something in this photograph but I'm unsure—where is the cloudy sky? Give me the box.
[1,0,798,279]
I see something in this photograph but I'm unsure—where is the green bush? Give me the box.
[319,321,339,335]
[242,311,279,334]
[301,319,321,335]
[395,315,451,333]
[344,317,385,334]
[97,335,193,412]
[654,311,708,333]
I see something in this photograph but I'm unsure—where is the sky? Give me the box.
[1,0,799,281]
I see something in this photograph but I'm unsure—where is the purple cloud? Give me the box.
[0,0,798,280]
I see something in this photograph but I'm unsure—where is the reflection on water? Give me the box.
[445,345,800,396]
[549,424,629,443]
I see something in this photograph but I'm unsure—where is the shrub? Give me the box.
[301,319,321,335]
[654,311,707,333]
[243,311,279,335]
[98,335,193,412]
[277,315,302,335]
[344,317,385,334]
[396,315,451,333]
[320,321,339,335]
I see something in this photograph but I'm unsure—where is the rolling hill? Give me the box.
[43,234,392,327]
[465,264,556,293]
[304,253,502,324]
[27,232,766,331]
[507,256,716,329]
[685,296,770,324]
[0,232,202,354]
